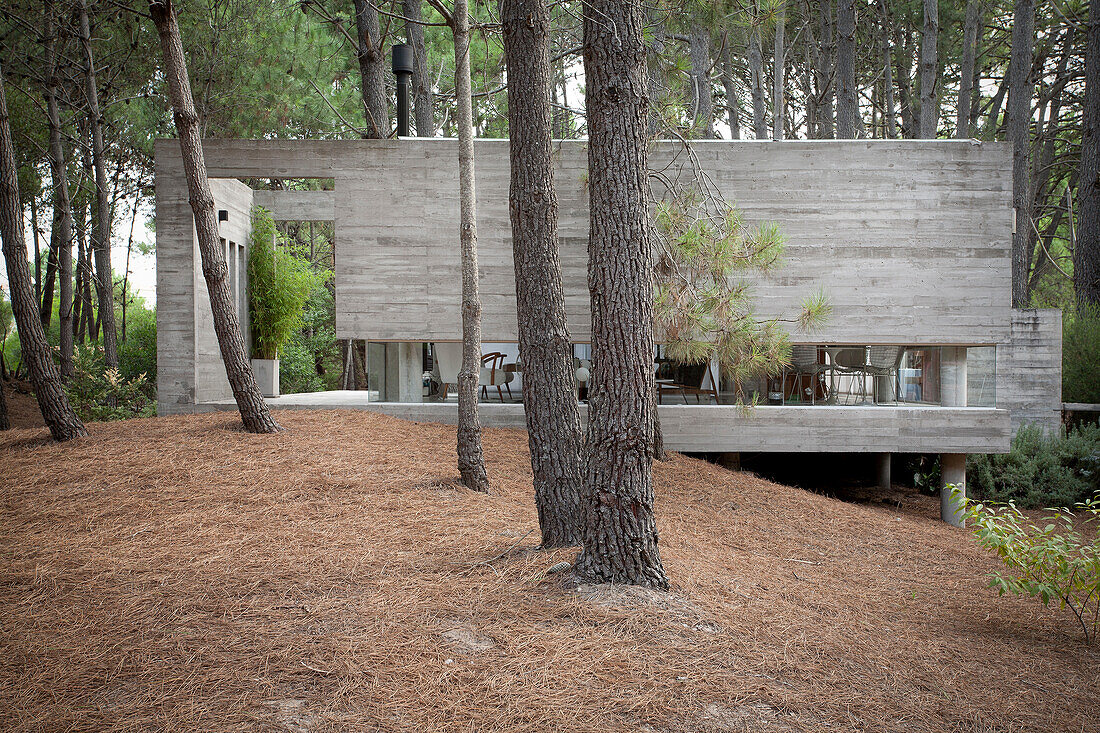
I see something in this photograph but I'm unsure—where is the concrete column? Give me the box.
[718,452,741,471]
[876,452,891,489]
[939,346,968,407]
[382,343,423,402]
[940,453,966,527]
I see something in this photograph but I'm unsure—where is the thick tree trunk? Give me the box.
[452,0,490,492]
[773,6,785,141]
[1079,0,1100,308]
[0,63,87,441]
[955,0,979,139]
[149,0,280,434]
[501,0,584,546]
[749,28,767,139]
[688,24,714,137]
[835,0,857,139]
[352,0,389,138]
[1007,0,1034,307]
[918,0,939,138]
[78,0,119,368]
[576,0,668,589]
[404,0,435,136]
[720,39,741,139]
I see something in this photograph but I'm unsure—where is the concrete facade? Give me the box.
[154,138,1063,455]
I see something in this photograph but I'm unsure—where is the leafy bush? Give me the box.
[1063,304,1100,404]
[248,207,321,360]
[279,286,339,394]
[967,425,1100,508]
[119,303,157,385]
[65,345,155,421]
[959,492,1100,643]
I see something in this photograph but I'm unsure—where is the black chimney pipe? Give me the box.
[392,44,414,137]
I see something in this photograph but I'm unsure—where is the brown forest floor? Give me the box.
[0,410,1097,732]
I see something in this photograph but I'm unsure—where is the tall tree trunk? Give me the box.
[955,0,979,139]
[0,62,87,441]
[575,0,668,589]
[352,0,389,138]
[501,0,584,546]
[1078,0,1100,308]
[149,0,281,434]
[1007,0,1034,307]
[773,5,785,140]
[451,0,490,492]
[720,38,741,139]
[688,24,715,137]
[918,0,939,138]
[78,0,119,368]
[404,0,435,136]
[749,26,768,138]
[835,0,857,138]
[878,0,897,138]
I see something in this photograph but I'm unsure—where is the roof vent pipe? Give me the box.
[392,44,414,137]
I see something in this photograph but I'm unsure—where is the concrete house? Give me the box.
[155,138,1062,521]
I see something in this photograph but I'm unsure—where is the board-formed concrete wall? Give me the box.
[332,139,1014,345]
[997,309,1062,434]
[156,171,253,415]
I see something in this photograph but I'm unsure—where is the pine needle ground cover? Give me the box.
[1,411,1096,732]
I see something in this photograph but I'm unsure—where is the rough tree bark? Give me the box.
[0,61,87,441]
[575,0,669,589]
[955,0,979,139]
[918,0,939,138]
[451,0,490,492]
[835,0,857,139]
[1007,0,1034,307]
[720,39,741,139]
[352,0,389,138]
[877,0,897,138]
[78,0,119,367]
[1079,0,1100,308]
[43,0,75,378]
[688,24,715,137]
[501,0,584,546]
[773,5,785,140]
[404,0,435,136]
[749,26,768,139]
[149,0,281,434]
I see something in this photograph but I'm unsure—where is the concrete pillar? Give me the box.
[382,343,423,403]
[876,452,891,489]
[718,452,741,471]
[940,453,966,527]
[939,346,968,407]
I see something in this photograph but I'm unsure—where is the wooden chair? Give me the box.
[480,352,515,402]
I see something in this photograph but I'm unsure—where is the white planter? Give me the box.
[251,358,280,398]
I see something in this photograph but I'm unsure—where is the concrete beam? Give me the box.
[252,190,336,222]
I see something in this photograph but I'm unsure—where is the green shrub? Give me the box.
[279,286,339,394]
[959,492,1100,643]
[967,425,1100,508]
[65,345,155,421]
[119,305,157,386]
[1063,304,1100,404]
[248,207,320,360]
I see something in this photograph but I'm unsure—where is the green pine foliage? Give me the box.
[248,207,322,361]
[652,188,829,400]
[967,425,1100,508]
[1063,304,1100,404]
